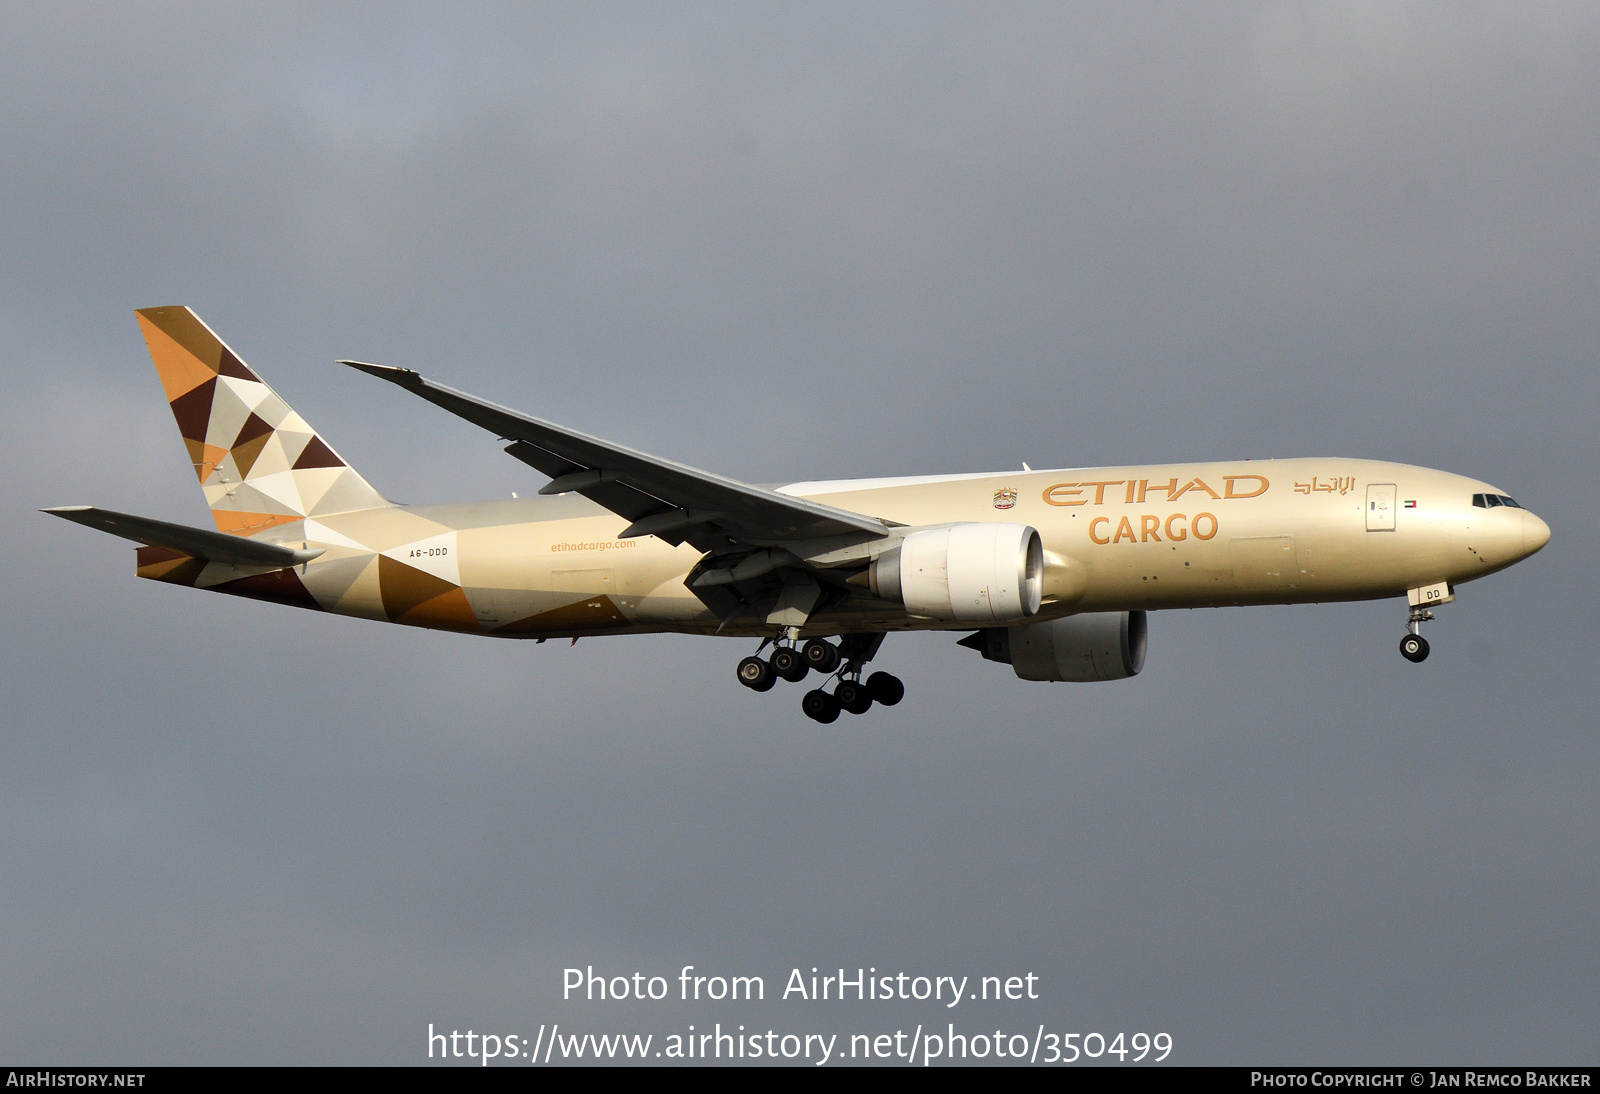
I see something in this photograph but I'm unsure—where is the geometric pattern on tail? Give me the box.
[120,312,640,639]
[135,306,388,536]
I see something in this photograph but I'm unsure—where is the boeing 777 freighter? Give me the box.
[46,307,1551,722]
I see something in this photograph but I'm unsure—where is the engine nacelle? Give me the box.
[961,611,1148,681]
[864,523,1043,623]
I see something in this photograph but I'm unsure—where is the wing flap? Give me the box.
[43,506,321,567]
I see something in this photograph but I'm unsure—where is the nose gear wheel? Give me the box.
[1399,605,1434,664]
[1399,634,1429,662]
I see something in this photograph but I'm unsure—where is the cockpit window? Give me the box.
[1473,492,1523,509]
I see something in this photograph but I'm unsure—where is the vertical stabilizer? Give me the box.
[134,306,389,535]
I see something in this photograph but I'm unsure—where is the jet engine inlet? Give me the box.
[865,523,1044,622]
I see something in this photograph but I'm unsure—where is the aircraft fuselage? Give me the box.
[55,306,1549,717]
[138,457,1548,640]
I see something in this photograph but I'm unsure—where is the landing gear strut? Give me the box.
[1399,606,1433,663]
[733,633,904,720]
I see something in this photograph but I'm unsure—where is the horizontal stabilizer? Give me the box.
[42,506,323,567]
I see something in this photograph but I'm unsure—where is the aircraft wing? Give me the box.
[343,362,889,551]
[42,506,323,567]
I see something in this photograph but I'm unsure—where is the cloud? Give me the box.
[1,2,1595,1063]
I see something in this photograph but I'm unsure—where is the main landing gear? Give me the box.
[1399,606,1433,663]
[735,634,905,722]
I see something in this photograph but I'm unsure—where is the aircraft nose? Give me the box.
[1522,511,1552,556]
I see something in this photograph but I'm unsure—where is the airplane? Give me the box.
[46,306,1552,723]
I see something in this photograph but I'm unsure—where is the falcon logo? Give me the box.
[993,488,1018,510]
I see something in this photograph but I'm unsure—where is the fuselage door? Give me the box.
[1366,483,1397,531]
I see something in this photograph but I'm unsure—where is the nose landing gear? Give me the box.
[1397,582,1454,664]
[1399,606,1434,663]
[1399,632,1430,662]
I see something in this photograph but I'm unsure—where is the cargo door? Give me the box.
[1366,483,1397,531]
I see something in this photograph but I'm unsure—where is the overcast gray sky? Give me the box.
[2,2,1595,1065]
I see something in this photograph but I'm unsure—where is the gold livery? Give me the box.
[44,308,1552,722]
